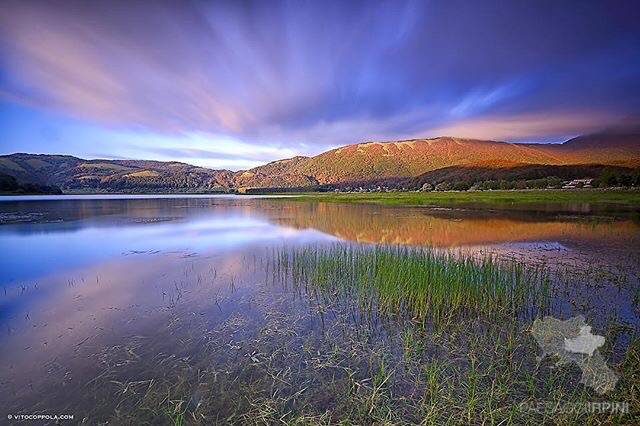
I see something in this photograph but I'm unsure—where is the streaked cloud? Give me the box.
[419,111,622,143]
[1,0,639,167]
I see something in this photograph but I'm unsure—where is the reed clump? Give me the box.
[274,244,551,325]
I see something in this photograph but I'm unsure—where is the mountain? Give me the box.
[0,154,236,192]
[1,130,639,193]
[233,156,317,188]
[264,133,640,185]
[521,131,640,166]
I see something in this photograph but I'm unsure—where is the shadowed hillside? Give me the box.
[410,162,635,189]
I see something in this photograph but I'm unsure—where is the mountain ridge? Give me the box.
[1,131,639,192]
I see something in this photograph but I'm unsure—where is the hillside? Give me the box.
[1,130,638,192]
[233,156,317,188]
[521,131,640,166]
[0,154,236,192]
[270,133,640,185]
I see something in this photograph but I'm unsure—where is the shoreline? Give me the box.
[256,188,640,206]
[2,188,639,205]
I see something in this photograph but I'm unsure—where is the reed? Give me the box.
[274,244,551,325]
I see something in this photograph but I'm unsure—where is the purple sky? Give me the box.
[1,0,639,170]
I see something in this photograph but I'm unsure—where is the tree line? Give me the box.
[0,174,63,194]
[420,167,640,191]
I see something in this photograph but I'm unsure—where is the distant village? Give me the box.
[332,178,595,193]
[328,177,638,193]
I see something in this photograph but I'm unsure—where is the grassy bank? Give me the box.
[260,189,640,206]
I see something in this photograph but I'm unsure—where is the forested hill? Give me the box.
[0,154,236,193]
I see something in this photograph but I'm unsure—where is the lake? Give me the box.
[1,195,638,423]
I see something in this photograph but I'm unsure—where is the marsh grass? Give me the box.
[274,244,552,327]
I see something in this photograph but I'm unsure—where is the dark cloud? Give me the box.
[1,0,639,149]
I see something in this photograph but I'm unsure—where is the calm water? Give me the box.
[1,195,639,423]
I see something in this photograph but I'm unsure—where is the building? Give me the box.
[562,178,594,189]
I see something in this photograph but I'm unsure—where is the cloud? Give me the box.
[138,133,300,168]
[417,111,621,142]
[0,0,639,155]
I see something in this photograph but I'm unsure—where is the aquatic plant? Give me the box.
[274,244,551,325]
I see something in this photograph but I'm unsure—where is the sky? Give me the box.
[1,0,639,170]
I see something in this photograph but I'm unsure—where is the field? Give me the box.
[261,189,640,206]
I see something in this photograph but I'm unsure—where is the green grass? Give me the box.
[273,245,551,326]
[260,189,640,206]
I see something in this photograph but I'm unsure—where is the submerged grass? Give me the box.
[274,245,551,326]
[75,301,639,425]
[6,247,638,424]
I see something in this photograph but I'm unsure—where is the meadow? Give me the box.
[261,189,640,206]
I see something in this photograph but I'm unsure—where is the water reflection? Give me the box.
[0,195,638,422]
[1,197,639,283]
[0,198,335,283]
[273,202,640,249]
[2,195,638,328]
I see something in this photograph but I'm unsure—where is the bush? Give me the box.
[498,180,514,190]
[618,173,632,187]
[452,181,470,191]
[547,176,563,188]
[597,168,618,187]
[480,180,500,190]
[435,182,451,191]
[527,178,547,189]
[420,182,434,192]
[633,169,640,186]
